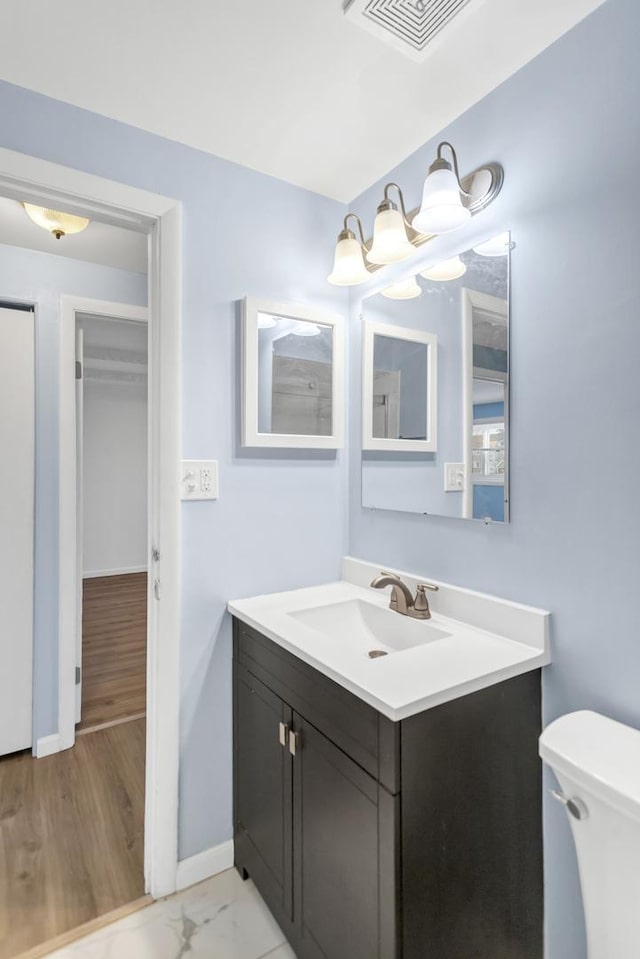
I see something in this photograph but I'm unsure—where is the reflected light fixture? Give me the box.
[293,322,322,337]
[258,313,278,329]
[412,142,471,236]
[22,202,90,240]
[381,276,422,300]
[473,232,510,257]
[421,256,467,282]
[327,213,371,286]
[367,183,415,265]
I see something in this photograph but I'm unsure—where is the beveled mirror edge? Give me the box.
[241,296,345,449]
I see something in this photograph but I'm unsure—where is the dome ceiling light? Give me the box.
[22,202,90,240]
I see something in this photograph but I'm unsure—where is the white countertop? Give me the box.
[228,559,550,721]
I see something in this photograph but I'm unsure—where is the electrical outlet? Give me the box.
[200,467,213,492]
[180,460,218,500]
[444,462,465,492]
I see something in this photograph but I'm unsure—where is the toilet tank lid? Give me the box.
[540,710,640,820]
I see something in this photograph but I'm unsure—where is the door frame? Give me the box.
[62,298,149,724]
[0,146,182,900]
[461,288,509,521]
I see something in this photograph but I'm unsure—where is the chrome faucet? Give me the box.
[370,571,439,620]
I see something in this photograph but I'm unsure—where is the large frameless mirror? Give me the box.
[361,232,510,522]
[242,297,345,449]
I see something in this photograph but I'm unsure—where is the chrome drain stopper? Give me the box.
[368,649,388,659]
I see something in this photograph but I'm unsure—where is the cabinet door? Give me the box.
[293,715,397,959]
[234,664,293,920]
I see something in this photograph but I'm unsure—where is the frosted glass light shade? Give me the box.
[258,312,278,329]
[293,322,322,337]
[23,202,90,239]
[328,234,370,286]
[381,277,422,300]
[412,168,470,236]
[473,232,510,257]
[421,256,467,282]
[367,207,414,265]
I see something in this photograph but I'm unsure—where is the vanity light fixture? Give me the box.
[421,255,467,282]
[381,276,422,300]
[327,213,371,286]
[327,142,503,287]
[412,142,471,236]
[473,231,510,257]
[22,202,90,239]
[367,183,415,265]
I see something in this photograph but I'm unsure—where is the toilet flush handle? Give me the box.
[551,789,589,821]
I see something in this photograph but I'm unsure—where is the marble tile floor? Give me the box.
[43,868,297,959]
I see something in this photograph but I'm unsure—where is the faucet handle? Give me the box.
[413,582,439,619]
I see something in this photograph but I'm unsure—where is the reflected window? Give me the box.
[472,422,505,477]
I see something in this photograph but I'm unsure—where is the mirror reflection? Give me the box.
[257,313,333,437]
[361,233,510,522]
[372,335,428,441]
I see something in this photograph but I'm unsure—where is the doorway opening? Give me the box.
[0,147,181,957]
[75,310,149,737]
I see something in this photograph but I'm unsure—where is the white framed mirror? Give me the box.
[363,321,437,452]
[242,297,345,449]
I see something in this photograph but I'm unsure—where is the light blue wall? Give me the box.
[348,1,640,956]
[0,243,147,740]
[0,84,349,859]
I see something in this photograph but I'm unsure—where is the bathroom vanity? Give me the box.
[230,560,550,959]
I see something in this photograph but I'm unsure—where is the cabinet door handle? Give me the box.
[289,730,299,756]
[278,722,289,747]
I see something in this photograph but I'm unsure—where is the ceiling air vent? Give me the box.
[344,0,479,62]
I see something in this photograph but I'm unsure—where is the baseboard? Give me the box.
[35,733,61,758]
[83,565,147,578]
[176,840,234,891]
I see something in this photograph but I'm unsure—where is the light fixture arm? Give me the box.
[435,141,472,198]
[383,182,412,229]
[343,212,368,250]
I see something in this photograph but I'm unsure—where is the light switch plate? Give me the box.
[444,462,465,492]
[181,460,219,500]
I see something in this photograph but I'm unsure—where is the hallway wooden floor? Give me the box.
[0,719,146,959]
[78,573,147,733]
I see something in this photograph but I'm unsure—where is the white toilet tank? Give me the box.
[539,710,640,959]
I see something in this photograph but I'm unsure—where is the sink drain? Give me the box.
[368,649,388,659]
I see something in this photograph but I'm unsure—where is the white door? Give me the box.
[75,326,84,723]
[0,306,34,755]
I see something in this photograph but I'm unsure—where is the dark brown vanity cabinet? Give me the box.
[233,618,543,959]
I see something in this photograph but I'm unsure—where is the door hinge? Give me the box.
[75,666,81,685]
[152,547,161,563]
[75,360,82,380]
[153,578,161,600]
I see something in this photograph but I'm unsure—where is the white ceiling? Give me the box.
[0,198,147,272]
[0,0,604,202]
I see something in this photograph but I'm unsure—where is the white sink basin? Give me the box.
[288,598,451,657]
[229,563,550,720]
